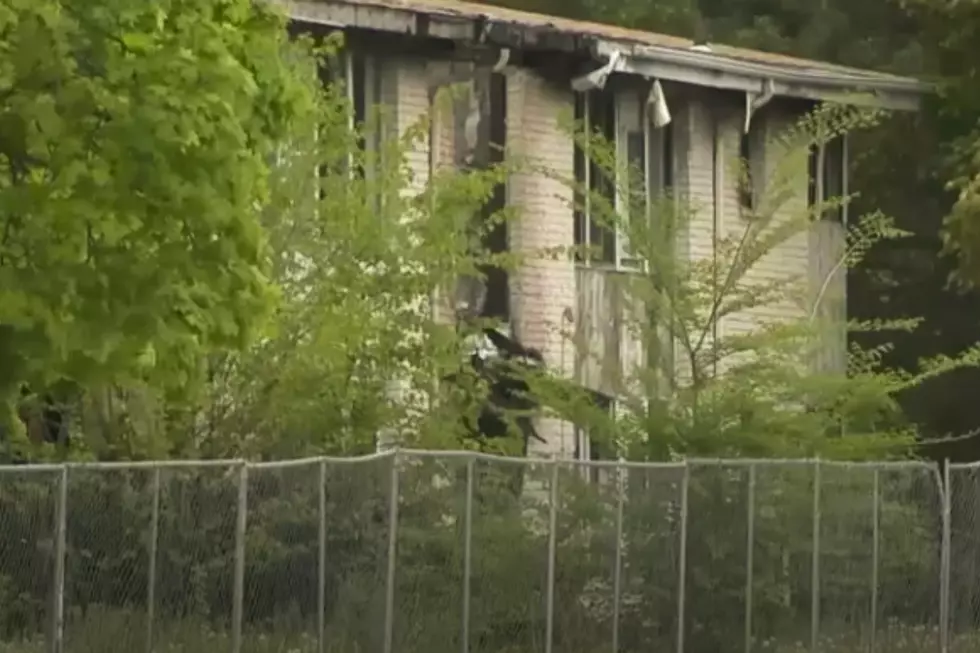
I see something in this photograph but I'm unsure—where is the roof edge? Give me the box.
[597,41,928,111]
[282,0,929,111]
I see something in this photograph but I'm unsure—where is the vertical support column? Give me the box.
[231,463,248,653]
[870,468,879,653]
[461,457,475,653]
[744,464,756,653]
[810,460,821,653]
[676,462,690,653]
[383,452,401,653]
[318,459,327,653]
[505,68,576,455]
[612,460,626,653]
[50,465,68,653]
[146,467,161,653]
[545,459,560,653]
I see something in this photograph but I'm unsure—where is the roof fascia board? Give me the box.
[596,41,924,111]
[282,0,474,39]
[281,0,924,111]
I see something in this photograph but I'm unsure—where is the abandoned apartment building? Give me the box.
[284,0,926,459]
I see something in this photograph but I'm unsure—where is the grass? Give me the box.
[3,608,980,653]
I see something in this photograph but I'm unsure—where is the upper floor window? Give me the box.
[349,52,387,174]
[574,90,617,265]
[317,49,388,181]
[574,87,674,269]
[808,134,847,222]
[739,130,753,211]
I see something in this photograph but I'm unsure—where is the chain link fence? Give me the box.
[1,452,979,652]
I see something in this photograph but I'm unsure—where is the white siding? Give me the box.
[379,57,432,449]
[506,68,577,457]
[679,97,846,374]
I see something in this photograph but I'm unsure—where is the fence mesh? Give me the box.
[0,454,977,653]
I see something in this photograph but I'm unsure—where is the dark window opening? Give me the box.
[739,129,754,210]
[807,143,819,208]
[573,90,617,265]
[590,91,617,264]
[574,93,587,262]
[315,53,347,190]
[480,72,510,321]
[807,136,845,222]
[823,135,845,222]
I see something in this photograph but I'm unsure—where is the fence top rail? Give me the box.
[0,448,941,473]
[948,460,980,470]
[685,458,937,469]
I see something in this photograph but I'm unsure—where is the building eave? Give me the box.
[280,0,929,111]
[597,41,928,112]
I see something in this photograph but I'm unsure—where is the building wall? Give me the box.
[706,104,811,337]
[679,95,843,374]
[394,59,432,194]
[377,57,432,450]
[505,68,578,458]
[380,56,846,456]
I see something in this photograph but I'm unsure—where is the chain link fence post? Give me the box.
[676,461,690,653]
[545,458,559,653]
[461,456,474,653]
[383,451,400,653]
[744,463,756,653]
[869,468,879,653]
[145,466,161,653]
[49,465,68,653]
[612,458,626,653]
[940,459,951,653]
[318,458,327,653]
[810,460,821,653]
[232,463,248,653]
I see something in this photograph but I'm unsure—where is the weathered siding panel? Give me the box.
[675,97,722,379]
[575,267,628,397]
[809,217,847,373]
[753,107,810,326]
[394,59,431,194]
[680,96,846,374]
[684,99,718,269]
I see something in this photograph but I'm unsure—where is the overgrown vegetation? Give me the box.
[512,101,978,465]
[0,455,955,653]
[6,0,980,650]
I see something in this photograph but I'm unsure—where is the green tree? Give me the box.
[0,0,314,449]
[491,0,980,460]
[68,62,525,460]
[185,78,515,459]
[525,104,947,462]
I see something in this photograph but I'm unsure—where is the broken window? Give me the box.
[574,90,617,265]
[574,87,674,269]
[480,72,510,321]
[808,134,847,222]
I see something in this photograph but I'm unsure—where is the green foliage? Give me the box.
[531,103,950,461]
[906,0,980,287]
[0,455,953,652]
[185,76,521,459]
[0,6,531,460]
[0,0,317,449]
[486,0,980,458]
